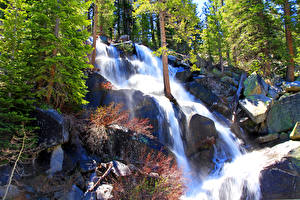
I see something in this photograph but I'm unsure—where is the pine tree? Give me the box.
[26,0,92,108]
[0,0,35,159]
[222,0,281,76]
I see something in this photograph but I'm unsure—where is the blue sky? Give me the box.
[193,0,208,17]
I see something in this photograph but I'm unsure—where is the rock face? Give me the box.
[47,145,64,176]
[185,81,219,106]
[267,93,300,133]
[103,89,163,137]
[260,147,300,199]
[175,70,193,82]
[239,95,272,124]
[195,77,236,99]
[255,134,279,144]
[34,108,69,148]
[85,73,109,108]
[243,73,268,97]
[185,114,218,174]
[290,122,300,140]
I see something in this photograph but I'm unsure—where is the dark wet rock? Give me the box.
[0,184,21,199]
[186,114,218,155]
[267,93,300,133]
[255,134,279,144]
[175,70,193,82]
[85,73,109,109]
[194,76,236,104]
[0,165,14,186]
[184,114,217,174]
[168,55,178,67]
[66,185,84,200]
[260,147,300,199]
[33,108,69,148]
[185,81,219,107]
[99,35,110,45]
[84,125,163,163]
[102,89,163,137]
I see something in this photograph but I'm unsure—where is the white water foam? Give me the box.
[94,39,300,200]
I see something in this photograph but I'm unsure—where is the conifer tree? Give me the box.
[0,0,35,154]
[26,0,92,108]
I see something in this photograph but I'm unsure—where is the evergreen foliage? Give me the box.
[0,0,92,163]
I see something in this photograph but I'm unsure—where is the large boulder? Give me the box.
[85,72,110,109]
[239,95,272,124]
[175,70,193,82]
[267,93,300,133]
[243,73,269,97]
[102,89,163,137]
[33,108,69,148]
[185,81,219,107]
[185,114,218,174]
[194,77,237,99]
[260,146,300,199]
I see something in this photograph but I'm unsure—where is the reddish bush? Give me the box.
[100,81,113,90]
[90,103,129,127]
[90,103,153,137]
[112,149,185,200]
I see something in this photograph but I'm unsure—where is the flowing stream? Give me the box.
[94,39,300,200]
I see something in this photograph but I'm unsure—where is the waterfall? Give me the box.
[94,39,300,200]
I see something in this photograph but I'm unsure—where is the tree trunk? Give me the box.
[46,18,60,104]
[226,47,231,66]
[218,39,223,72]
[91,4,98,66]
[159,11,172,99]
[283,0,295,82]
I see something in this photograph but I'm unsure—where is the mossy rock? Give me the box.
[267,93,300,133]
[243,72,268,97]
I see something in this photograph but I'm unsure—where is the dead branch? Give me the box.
[3,129,26,200]
[87,162,113,192]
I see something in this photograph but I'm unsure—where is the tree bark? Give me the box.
[46,18,60,104]
[159,11,172,100]
[283,0,295,82]
[218,39,223,72]
[91,4,98,66]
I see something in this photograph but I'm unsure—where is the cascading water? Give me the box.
[94,39,300,200]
